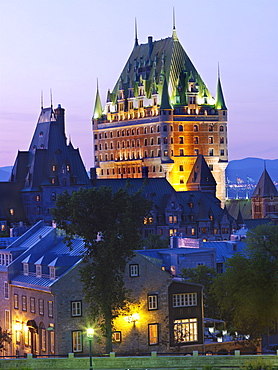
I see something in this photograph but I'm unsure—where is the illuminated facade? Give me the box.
[92,25,228,205]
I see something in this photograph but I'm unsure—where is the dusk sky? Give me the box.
[0,0,277,170]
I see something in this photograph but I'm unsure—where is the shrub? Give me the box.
[240,358,274,370]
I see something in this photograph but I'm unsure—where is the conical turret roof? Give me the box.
[93,82,103,119]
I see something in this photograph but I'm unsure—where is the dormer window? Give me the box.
[36,195,40,202]
[9,208,14,216]
[49,267,55,280]
[23,263,29,276]
[36,265,42,278]
[66,165,70,172]
[52,165,56,172]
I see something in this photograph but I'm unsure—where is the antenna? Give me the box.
[41,90,43,109]
[173,7,176,30]
[50,88,53,108]
[218,62,220,79]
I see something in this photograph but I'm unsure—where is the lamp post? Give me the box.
[87,328,94,370]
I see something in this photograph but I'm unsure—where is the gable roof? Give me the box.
[186,155,216,193]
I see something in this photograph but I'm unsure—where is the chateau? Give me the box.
[92,24,228,205]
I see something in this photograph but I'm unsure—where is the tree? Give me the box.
[180,265,219,318]
[211,224,278,339]
[0,327,11,352]
[140,233,170,249]
[52,186,153,353]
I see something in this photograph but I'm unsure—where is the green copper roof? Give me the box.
[160,78,172,109]
[110,33,214,106]
[215,76,227,110]
[93,82,103,119]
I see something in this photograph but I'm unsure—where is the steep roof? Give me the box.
[186,155,217,194]
[215,75,227,110]
[110,32,214,106]
[10,105,90,192]
[251,168,278,198]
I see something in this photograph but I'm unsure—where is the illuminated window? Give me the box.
[208,137,213,144]
[30,297,35,313]
[148,295,158,310]
[193,125,198,132]
[5,310,10,330]
[41,328,46,351]
[50,330,55,354]
[179,136,184,144]
[71,301,82,317]
[112,331,121,343]
[193,137,198,144]
[148,323,159,345]
[169,215,173,224]
[209,125,213,132]
[219,125,224,132]
[194,149,199,156]
[52,165,56,172]
[9,208,14,216]
[209,149,214,156]
[129,264,139,277]
[14,293,19,309]
[72,331,83,352]
[173,293,197,307]
[191,228,195,236]
[48,301,53,318]
[173,318,198,343]
[22,295,27,311]
[173,215,178,223]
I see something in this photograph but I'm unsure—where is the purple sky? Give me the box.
[0,0,277,169]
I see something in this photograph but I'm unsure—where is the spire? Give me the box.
[41,91,43,109]
[134,18,139,47]
[215,65,227,110]
[251,167,278,198]
[172,7,178,41]
[160,77,172,110]
[93,80,103,120]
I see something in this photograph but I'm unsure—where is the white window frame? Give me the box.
[5,310,10,330]
[36,264,42,278]
[49,266,56,280]
[72,330,83,353]
[129,264,139,277]
[173,293,197,307]
[30,297,35,313]
[148,295,158,310]
[22,295,27,311]
[23,263,29,276]
[71,301,82,317]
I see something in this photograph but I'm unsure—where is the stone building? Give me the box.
[251,167,278,220]
[92,24,228,205]
[0,221,204,356]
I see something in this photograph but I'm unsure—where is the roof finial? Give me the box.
[50,88,53,108]
[41,90,43,109]
[218,62,220,79]
[172,8,178,40]
[134,18,139,47]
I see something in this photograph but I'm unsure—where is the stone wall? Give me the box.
[0,352,277,369]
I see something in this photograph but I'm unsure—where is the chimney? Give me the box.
[148,36,153,59]
[90,167,97,186]
[54,104,65,135]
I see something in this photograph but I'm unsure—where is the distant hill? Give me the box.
[226,158,278,184]
[0,158,277,183]
[0,166,12,181]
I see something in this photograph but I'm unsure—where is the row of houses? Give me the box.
[0,221,205,356]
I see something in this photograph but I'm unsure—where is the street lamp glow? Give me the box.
[87,328,94,338]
